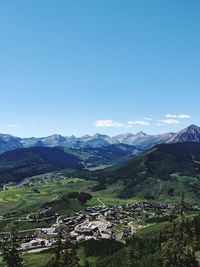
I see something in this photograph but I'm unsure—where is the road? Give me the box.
[25,247,53,254]
[128,221,139,234]
[54,216,62,228]
[98,198,106,207]
[0,228,43,235]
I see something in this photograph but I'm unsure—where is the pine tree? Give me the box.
[46,227,80,267]
[171,193,198,266]
[83,259,89,267]
[127,235,141,267]
[1,223,23,267]
[160,217,199,267]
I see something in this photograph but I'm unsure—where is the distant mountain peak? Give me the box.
[81,134,92,139]
[179,124,200,134]
[168,124,200,143]
[187,124,200,130]
[94,133,110,138]
[118,133,134,138]
[49,134,64,138]
[136,131,147,137]
[1,125,200,155]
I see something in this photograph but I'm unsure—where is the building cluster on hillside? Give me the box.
[21,172,72,187]
[1,202,200,252]
[58,202,176,241]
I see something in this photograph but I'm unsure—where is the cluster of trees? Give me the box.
[67,191,92,204]
[0,224,23,267]
[124,195,200,266]
[80,239,124,258]
[160,216,200,267]
[90,183,107,192]
[45,228,79,267]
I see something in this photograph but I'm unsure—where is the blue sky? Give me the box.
[0,0,199,137]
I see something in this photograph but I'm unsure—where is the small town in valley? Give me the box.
[1,201,200,253]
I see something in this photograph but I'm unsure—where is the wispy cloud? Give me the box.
[5,124,19,128]
[156,113,191,126]
[95,120,124,128]
[165,114,191,119]
[128,120,150,126]
[158,119,181,125]
[143,117,152,121]
[94,120,150,128]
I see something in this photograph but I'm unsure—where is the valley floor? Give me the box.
[0,178,200,266]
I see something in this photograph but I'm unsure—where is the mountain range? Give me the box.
[0,125,200,202]
[0,124,200,154]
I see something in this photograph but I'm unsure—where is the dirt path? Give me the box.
[98,197,106,207]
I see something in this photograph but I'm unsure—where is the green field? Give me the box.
[135,221,168,237]
[1,176,198,220]
[0,250,52,267]
[87,180,143,206]
[0,179,96,215]
[0,179,145,217]
[0,179,146,232]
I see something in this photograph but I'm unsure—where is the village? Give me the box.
[0,201,187,252]
[1,201,200,253]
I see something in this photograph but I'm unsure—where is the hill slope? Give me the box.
[0,143,137,184]
[100,142,200,201]
[0,147,83,184]
[0,134,23,154]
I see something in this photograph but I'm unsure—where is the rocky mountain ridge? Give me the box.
[0,125,200,154]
